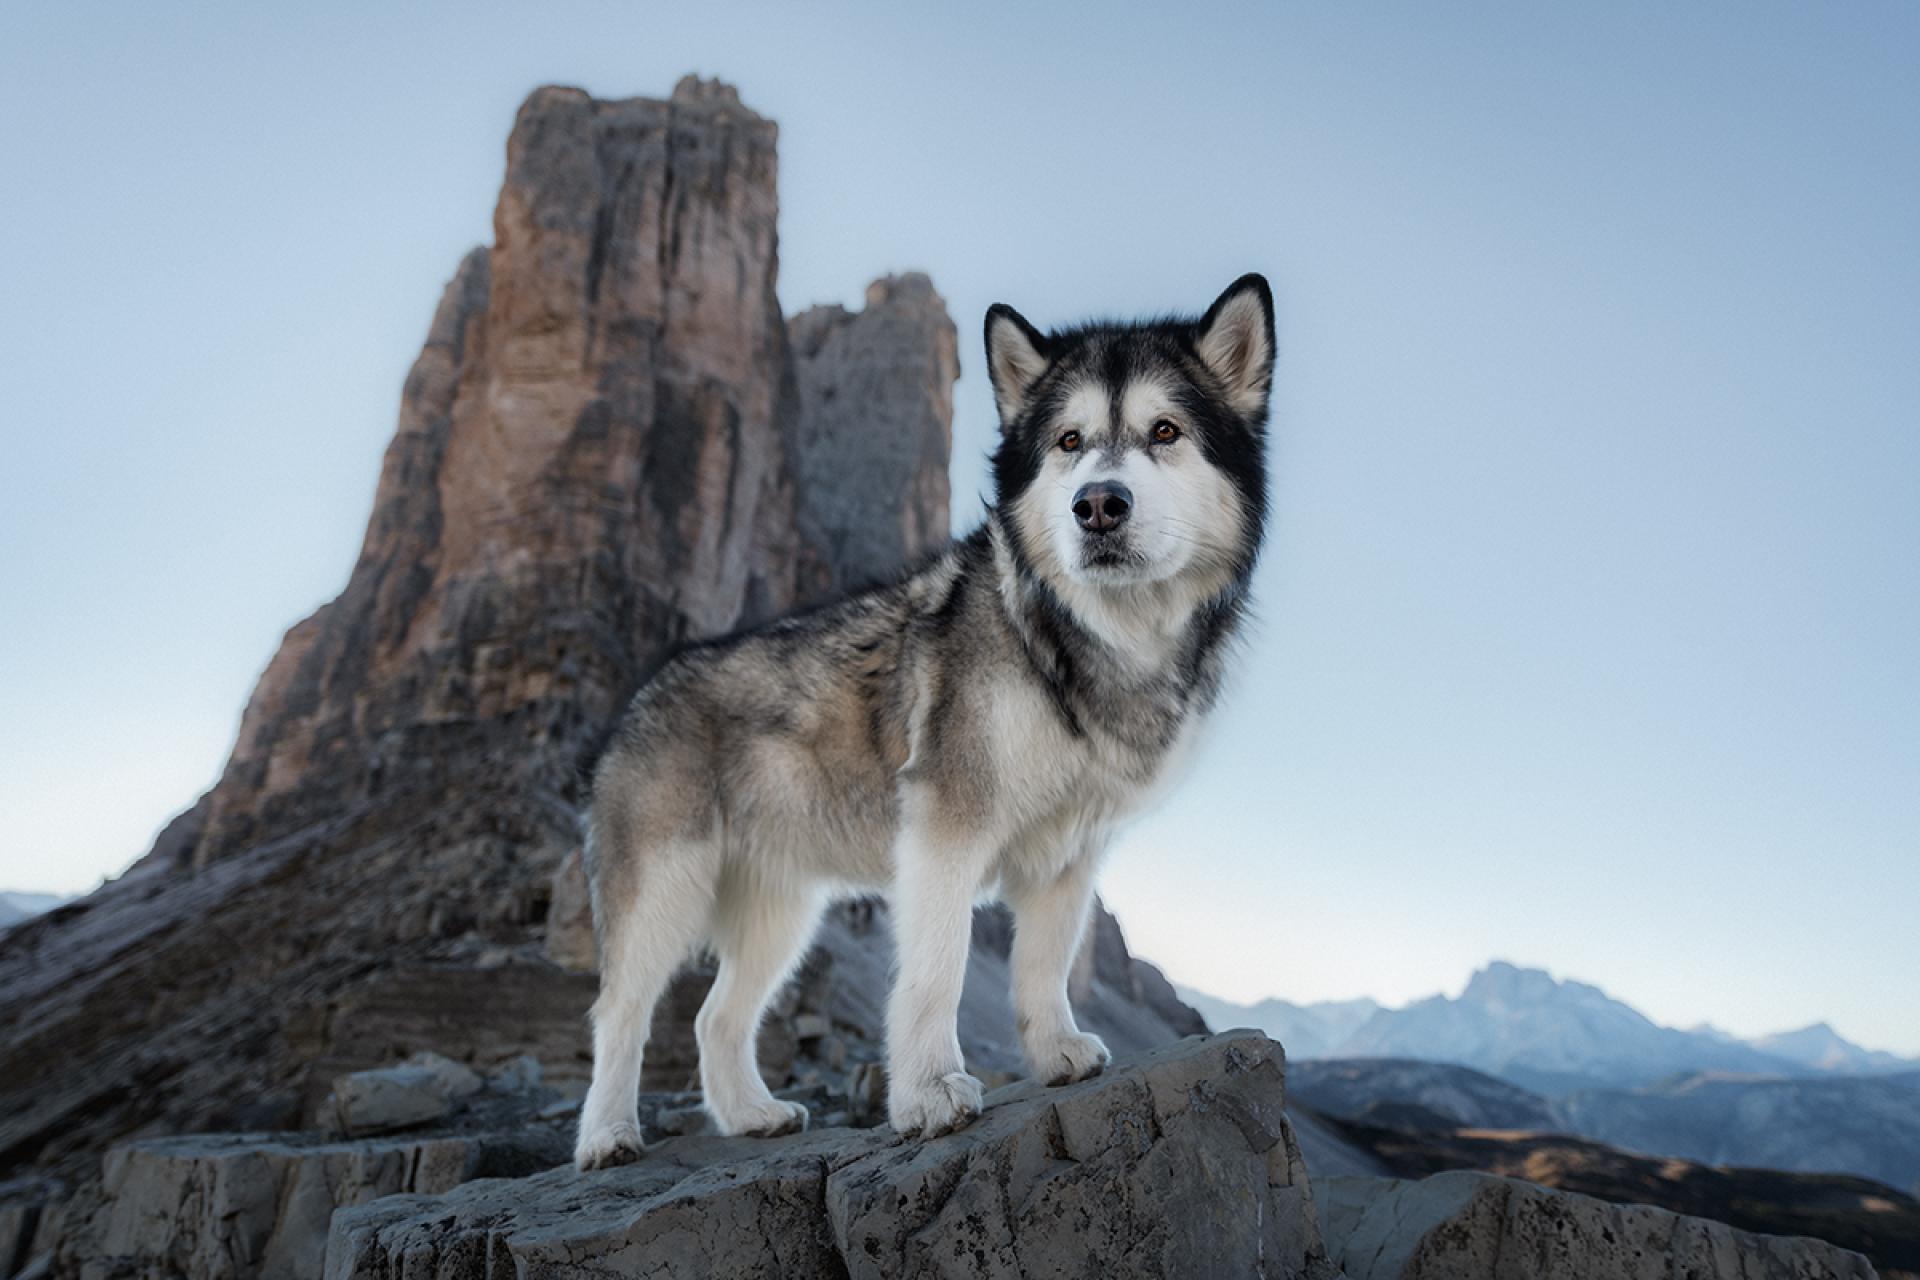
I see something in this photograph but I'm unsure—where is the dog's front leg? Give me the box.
[885,813,992,1137]
[1005,853,1111,1085]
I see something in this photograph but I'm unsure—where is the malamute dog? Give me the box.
[575,274,1273,1169]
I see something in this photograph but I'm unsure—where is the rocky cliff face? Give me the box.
[788,273,958,595]
[193,79,810,868]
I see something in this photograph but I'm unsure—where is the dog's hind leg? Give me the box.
[697,869,824,1137]
[574,817,718,1171]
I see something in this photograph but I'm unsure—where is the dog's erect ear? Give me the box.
[1195,274,1275,420]
[984,304,1051,426]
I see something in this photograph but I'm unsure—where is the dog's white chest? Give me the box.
[987,672,1213,835]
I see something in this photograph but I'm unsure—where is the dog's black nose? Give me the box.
[1072,481,1132,533]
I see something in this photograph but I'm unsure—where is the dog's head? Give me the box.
[988,275,1272,599]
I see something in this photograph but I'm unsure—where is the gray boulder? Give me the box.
[326,1030,1339,1280]
[1317,1170,1879,1280]
[326,1051,482,1135]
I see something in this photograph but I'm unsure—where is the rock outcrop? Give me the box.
[789,273,958,595]
[325,1031,1338,1280]
[192,78,815,867]
[1317,1170,1879,1280]
[64,1121,570,1280]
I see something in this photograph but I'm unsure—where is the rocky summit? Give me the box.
[323,1033,1334,1280]
[0,75,1892,1280]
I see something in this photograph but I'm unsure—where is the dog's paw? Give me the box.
[575,1120,644,1171]
[1028,1030,1110,1086]
[889,1070,985,1137]
[712,1097,810,1139]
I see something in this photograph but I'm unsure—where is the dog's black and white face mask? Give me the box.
[987,275,1274,596]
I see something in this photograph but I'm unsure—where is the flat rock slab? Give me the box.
[327,1030,1340,1279]
[1317,1170,1880,1280]
[328,1051,484,1135]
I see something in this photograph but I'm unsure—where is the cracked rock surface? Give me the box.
[49,1084,574,1280]
[325,1031,1340,1280]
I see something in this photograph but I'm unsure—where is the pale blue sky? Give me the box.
[2,3,1915,1053]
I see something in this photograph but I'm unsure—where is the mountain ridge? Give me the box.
[1183,959,1914,1092]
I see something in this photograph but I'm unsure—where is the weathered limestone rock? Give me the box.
[61,1116,571,1280]
[1317,1170,1880,1280]
[325,1031,1338,1280]
[326,1052,482,1136]
[789,272,959,594]
[197,76,813,866]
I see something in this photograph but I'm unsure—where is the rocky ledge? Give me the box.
[325,1030,1335,1280]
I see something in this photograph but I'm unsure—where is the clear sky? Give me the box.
[3,2,1916,1053]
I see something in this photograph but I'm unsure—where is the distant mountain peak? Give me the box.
[1462,960,1562,1004]
[1752,1021,1907,1074]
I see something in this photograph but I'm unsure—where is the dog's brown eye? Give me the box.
[1058,431,1081,452]
[1153,420,1181,444]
